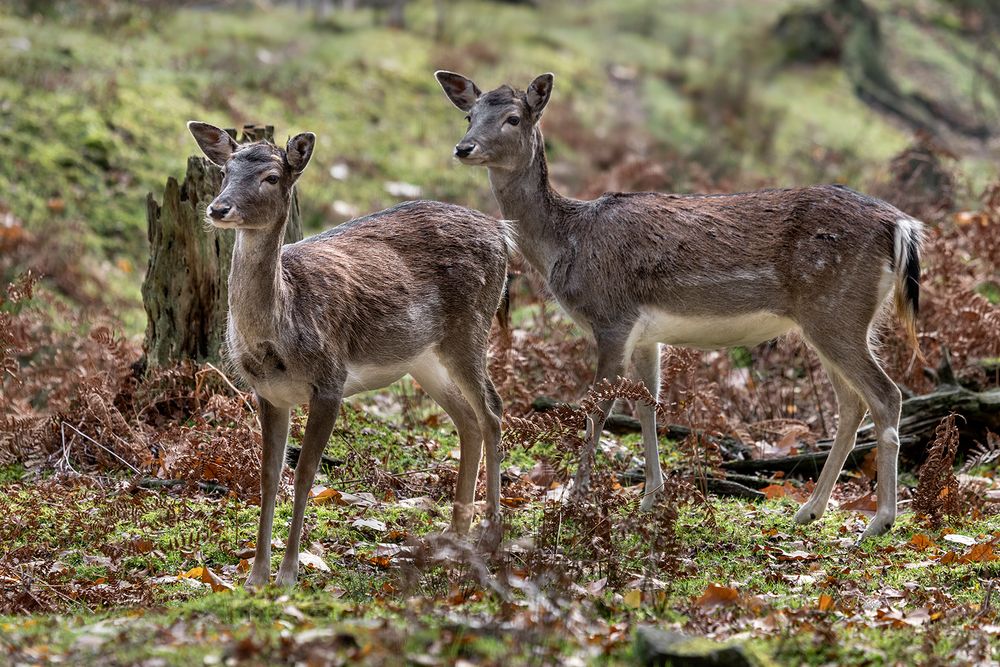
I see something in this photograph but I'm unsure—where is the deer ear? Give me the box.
[187,121,238,167]
[285,132,316,174]
[435,70,481,112]
[525,73,554,118]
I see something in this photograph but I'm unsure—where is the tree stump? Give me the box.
[142,124,304,366]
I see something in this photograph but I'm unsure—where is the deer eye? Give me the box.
[264,174,279,184]
[506,116,520,126]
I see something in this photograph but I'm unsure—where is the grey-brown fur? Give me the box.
[435,71,922,541]
[188,121,508,589]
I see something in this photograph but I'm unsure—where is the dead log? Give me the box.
[533,379,1000,481]
[284,444,343,471]
[142,124,303,367]
[724,383,1000,477]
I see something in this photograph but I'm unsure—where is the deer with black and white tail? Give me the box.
[187,121,509,588]
[435,71,922,541]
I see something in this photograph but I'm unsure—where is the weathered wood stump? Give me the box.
[142,125,304,366]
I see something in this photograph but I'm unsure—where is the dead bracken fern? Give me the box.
[912,414,962,527]
[960,431,1000,474]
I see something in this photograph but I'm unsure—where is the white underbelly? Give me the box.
[254,378,313,409]
[342,348,437,398]
[628,308,796,351]
[252,349,440,407]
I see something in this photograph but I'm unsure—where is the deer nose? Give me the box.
[208,204,231,220]
[454,143,476,158]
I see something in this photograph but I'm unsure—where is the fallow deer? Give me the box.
[435,72,922,541]
[188,121,508,588]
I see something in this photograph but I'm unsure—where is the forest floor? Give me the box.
[1,401,998,665]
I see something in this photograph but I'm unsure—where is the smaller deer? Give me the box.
[187,122,508,588]
[435,71,923,541]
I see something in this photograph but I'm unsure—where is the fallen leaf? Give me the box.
[200,566,233,593]
[695,584,740,609]
[623,589,643,609]
[961,543,998,563]
[351,518,387,532]
[841,493,877,515]
[500,497,530,508]
[761,484,787,500]
[773,548,820,562]
[310,486,342,505]
[299,552,330,572]
[938,551,960,565]
[817,593,834,611]
[339,491,377,507]
[526,460,556,487]
[131,537,154,554]
[587,577,608,596]
[943,534,976,546]
[909,534,935,550]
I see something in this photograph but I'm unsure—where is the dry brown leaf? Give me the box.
[200,566,233,593]
[695,584,740,609]
[623,589,642,609]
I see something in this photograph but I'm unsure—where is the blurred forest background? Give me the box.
[2,0,1000,665]
[3,0,998,325]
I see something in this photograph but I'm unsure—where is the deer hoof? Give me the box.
[639,491,659,512]
[794,503,822,525]
[273,570,297,589]
[476,513,503,553]
[244,571,270,592]
[858,513,895,542]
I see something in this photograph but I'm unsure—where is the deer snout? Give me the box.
[208,203,232,220]
[454,143,477,159]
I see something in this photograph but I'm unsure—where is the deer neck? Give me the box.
[487,127,568,276]
[228,213,288,342]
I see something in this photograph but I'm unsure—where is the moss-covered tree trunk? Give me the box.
[142,125,303,367]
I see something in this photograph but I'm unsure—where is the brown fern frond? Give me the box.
[913,414,962,527]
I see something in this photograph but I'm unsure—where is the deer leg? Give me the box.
[802,331,902,540]
[439,352,504,551]
[410,363,483,536]
[245,395,289,591]
[274,391,341,588]
[632,343,664,512]
[794,362,866,525]
[575,337,626,494]
[852,361,902,541]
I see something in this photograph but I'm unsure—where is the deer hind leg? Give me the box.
[802,329,902,540]
[794,362,866,525]
[632,343,665,512]
[437,348,504,549]
[576,335,626,494]
[246,395,290,591]
[410,360,483,536]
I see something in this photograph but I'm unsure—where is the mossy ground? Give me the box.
[1,399,997,664]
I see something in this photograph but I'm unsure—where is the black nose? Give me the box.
[209,204,231,219]
[454,144,475,158]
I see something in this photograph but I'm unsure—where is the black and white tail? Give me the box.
[893,216,923,355]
